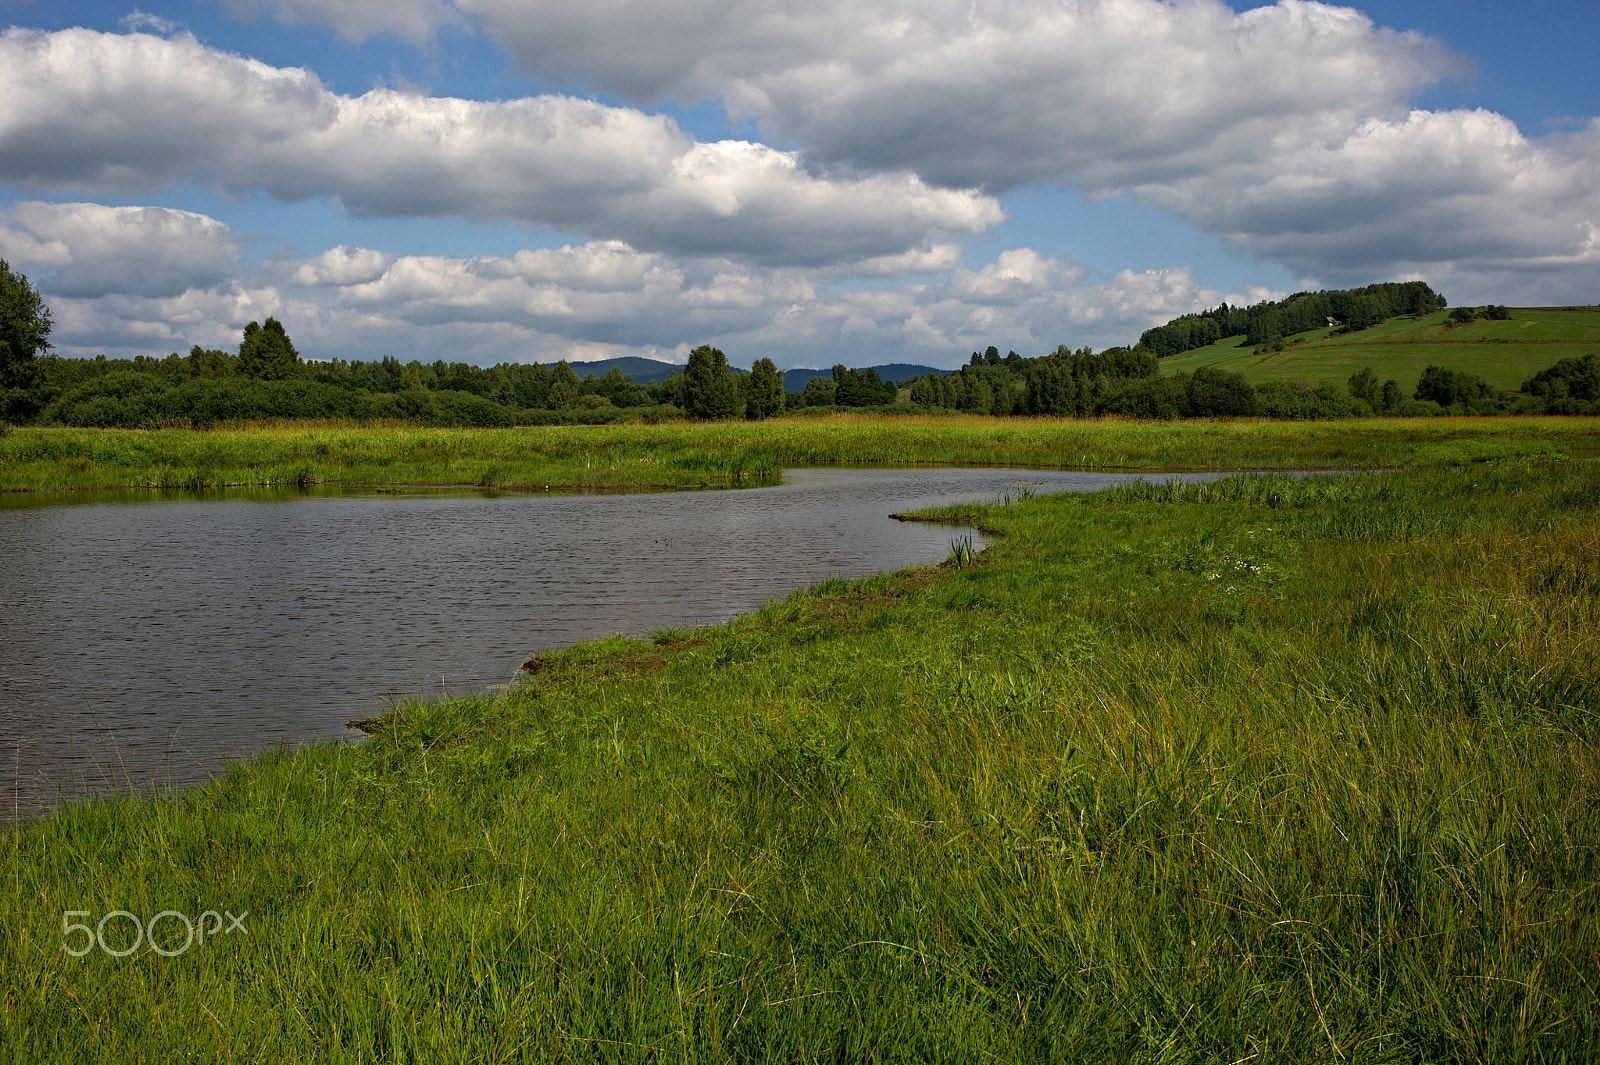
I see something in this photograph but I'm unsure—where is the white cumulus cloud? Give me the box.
[20,205,1242,366]
[0,28,999,267]
[224,0,1598,303]
[290,246,397,287]
[268,240,1248,365]
[1137,109,1600,302]
[456,0,1456,190]
[0,201,244,299]
[42,285,283,358]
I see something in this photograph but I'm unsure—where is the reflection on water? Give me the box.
[1,466,1234,822]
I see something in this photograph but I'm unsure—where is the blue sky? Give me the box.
[1,0,1594,368]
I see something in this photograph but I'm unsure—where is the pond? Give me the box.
[1,466,1238,822]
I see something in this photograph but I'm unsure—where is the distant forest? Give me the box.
[1137,281,1449,357]
[3,336,914,428]
[1,263,1595,427]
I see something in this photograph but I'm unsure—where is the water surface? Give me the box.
[1,467,1232,821]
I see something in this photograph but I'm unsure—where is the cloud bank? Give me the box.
[4,201,1239,364]
[190,0,1599,301]
[0,201,242,299]
[0,27,998,267]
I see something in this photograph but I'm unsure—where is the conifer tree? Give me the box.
[237,317,300,380]
[745,357,783,420]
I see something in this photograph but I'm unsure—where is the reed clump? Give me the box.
[2,451,1597,1061]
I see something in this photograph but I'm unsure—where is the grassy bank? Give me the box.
[4,415,1600,493]
[4,449,1598,1060]
[1159,306,1600,389]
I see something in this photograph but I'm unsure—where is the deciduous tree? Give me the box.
[1185,366,1258,417]
[1347,367,1379,410]
[682,345,737,419]
[1,259,51,391]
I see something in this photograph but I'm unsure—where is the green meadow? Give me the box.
[3,415,1600,495]
[3,425,1598,1061]
[1157,307,1600,390]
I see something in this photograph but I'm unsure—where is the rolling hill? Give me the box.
[563,356,684,385]
[1154,306,1600,390]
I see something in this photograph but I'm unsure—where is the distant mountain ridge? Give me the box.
[562,356,685,385]
[565,356,950,390]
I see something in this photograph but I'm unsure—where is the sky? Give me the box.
[0,0,1595,370]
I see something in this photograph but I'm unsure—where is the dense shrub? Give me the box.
[1522,353,1598,414]
[1415,365,1507,414]
[1183,366,1259,417]
[39,373,373,427]
[1098,375,1183,419]
[1255,380,1364,419]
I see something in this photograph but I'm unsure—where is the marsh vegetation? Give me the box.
[4,416,1599,494]
[3,446,1597,1061]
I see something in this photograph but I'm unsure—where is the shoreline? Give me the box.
[3,415,1597,497]
[3,431,1597,1058]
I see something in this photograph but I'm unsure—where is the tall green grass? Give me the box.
[3,416,1598,494]
[3,455,1597,1060]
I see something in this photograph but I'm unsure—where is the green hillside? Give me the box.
[1157,306,1600,390]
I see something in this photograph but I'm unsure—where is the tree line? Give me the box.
[897,342,1596,419]
[0,275,904,429]
[3,259,1594,429]
[9,340,914,428]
